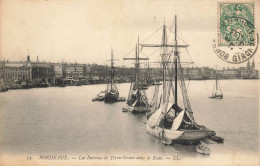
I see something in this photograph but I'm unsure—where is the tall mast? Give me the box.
[137,36,141,90]
[174,15,178,105]
[147,61,150,82]
[111,47,113,90]
[216,68,218,91]
[135,44,140,90]
[162,19,167,103]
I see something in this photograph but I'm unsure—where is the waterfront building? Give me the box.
[216,70,223,78]
[31,61,54,84]
[53,63,63,78]
[64,63,85,79]
[222,68,240,79]
[188,67,202,80]
[0,59,32,86]
[201,67,213,79]
[182,67,190,79]
[52,63,65,85]
[83,64,91,79]
[0,61,5,79]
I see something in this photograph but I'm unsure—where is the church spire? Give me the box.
[27,54,30,61]
[252,58,255,69]
[247,60,250,69]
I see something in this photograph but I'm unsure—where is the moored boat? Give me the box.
[124,40,150,113]
[104,48,119,103]
[143,15,217,145]
[196,142,211,155]
[209,68,223,99]
[104,89,119,103]
[92,90,105,101]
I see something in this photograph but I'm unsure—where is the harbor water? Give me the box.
[0,80,259,160]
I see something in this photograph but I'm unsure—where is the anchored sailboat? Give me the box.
[124,40,150,113]
[145,15,217,145]
[104,48,119,103]
[209,69,223,99]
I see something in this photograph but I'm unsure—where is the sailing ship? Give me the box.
[124,40,150,113]
[104,48,119,103]
[209,69,223,99]
[145,15,217,145]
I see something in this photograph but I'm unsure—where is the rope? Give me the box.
[122,47,135,59]
[202,80,210,94]
[140,47,162,58]
[140,26,163,43]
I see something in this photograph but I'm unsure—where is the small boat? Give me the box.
[117,97,126,102]
[92,91,105,101]
[209,68,223,99]
[210,135,224,143]
[96,96,105,101]
[162,138,172,145]
[196,142,210,155]
[122,108,129,112]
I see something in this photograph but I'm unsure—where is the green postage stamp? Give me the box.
[213,0,258,64]
[218,2,255,47]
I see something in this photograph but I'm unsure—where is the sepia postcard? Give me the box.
[0,0,259,166]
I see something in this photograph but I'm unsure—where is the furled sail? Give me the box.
[147,102,173,128]
[150,85,160,112]
[147,104,165,128]
[132,98,138,107]
[127,83,134,101]
[171,110,185,131]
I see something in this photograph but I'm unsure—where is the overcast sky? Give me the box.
[1,0,259,69]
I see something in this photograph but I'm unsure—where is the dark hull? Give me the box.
[21,85,32,89]
[127,98,135,106]
[0,88,8,92]
[92,96,105,101]
[208,95,223,99]
[35,83,49,88]
[131,106,149,113]
[104,92,119,103]
[146,125,215,146]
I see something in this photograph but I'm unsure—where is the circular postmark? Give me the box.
[213,33,258,64]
